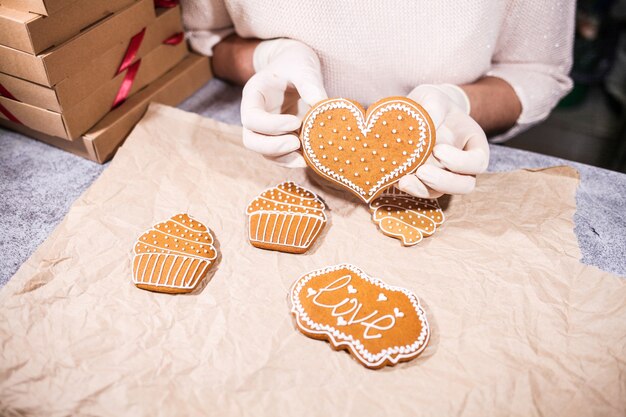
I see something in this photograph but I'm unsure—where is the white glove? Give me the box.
[398,84,489,198]
[241,39,327,167]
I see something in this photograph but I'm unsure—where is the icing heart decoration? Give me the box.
[301,97,436,203]
[307,288,317,297]
[347,284,357,294]
[377,293,387,302]
[394,307,404,318]
[337,316,348,326]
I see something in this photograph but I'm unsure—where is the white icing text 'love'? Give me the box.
[308,275,397,339]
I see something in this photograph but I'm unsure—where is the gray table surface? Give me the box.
[1,79,625,288]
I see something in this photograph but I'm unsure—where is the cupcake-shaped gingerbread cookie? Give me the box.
[132,213,218,294]
[246,182,327,254]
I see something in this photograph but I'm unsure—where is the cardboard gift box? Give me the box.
[0,38,188,139]
[0,54,212,163]
[0,0,78,16]
[0,0,135,54]
[0,0,155,87]
[0,6,184,112]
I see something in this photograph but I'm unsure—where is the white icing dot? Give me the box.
[347,126,351,131]
[318,134,323,138]
[402,151,407,156]
[320,122,325,126]
[342,136,347,140]
[382,120,387,125]
[408,140,413,145]
[355,172,359,177]
[328,140,333,145]
[392,129,397,134]
[322,155,327,159]
[360,157,365,162]
[398,115,403,120]
[333,157,339,162]
[351,147,356,152]
[319,145,324,149]
[338,146,343,150]
[363,143,368,148]
[364,167,369,171]
[381,168,385,172]
[333,128,338,133]
[383,144,388,148]
[396,138,402,143]
[346,160,351,164]
[409,126,414,131]
[341,116,346,121]
[392,161,397,165]
[327,115,332,120]
[372,150,377,155]
[381,157,386,162]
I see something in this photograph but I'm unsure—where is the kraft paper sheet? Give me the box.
[1,104,625,417]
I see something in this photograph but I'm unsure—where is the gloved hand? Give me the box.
[241,38,327,167]
[398,84,489,198]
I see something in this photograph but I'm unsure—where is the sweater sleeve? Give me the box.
[180,0,235,57]
[486,0,576,142]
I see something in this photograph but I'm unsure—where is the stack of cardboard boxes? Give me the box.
[0,0,212,163]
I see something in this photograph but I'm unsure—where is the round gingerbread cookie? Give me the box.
[290,263,430,369]
[300,96,436,203]
[132,213,218,294]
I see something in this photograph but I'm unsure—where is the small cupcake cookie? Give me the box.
[300,96,436,203]
[246,181,327,254]
[370,187,444,246]
[132,213,217,294]
[290,264,430,369]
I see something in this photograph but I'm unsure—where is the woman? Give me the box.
[181,0,574,198]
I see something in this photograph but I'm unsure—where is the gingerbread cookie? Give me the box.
[246,181,327,254]
[300,96,436,203]
[132,213,217,294]
[290,264,430,369]
[370,187,445,246]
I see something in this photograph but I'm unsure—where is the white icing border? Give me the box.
[246,182,327,250]
[132,214,217,290]
[301,98,434,203]
[369,188,444,247]
[290,263,430,368]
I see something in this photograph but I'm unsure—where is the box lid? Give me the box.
[0,0,79,16]
[0,0,135,54]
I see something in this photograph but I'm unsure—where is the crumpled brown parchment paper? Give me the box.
[1,104,625,417]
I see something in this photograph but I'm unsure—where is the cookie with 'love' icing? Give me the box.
[300,96,436,203]
[246,181,327,254]
[370,186,445,246]
[132,213,218,294]
[290,263,430,369]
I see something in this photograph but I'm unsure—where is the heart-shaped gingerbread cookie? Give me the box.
[300,97,436,203]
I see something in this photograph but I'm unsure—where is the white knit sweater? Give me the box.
[180,0,575,137]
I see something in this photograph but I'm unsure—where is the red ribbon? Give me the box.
[112,60,141,109]
[117,28,146,74]
[162,32,184,45]
[0,83,17,101]
[111,26,185,109]
[0,83,22,124]
[154,0,178,8]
